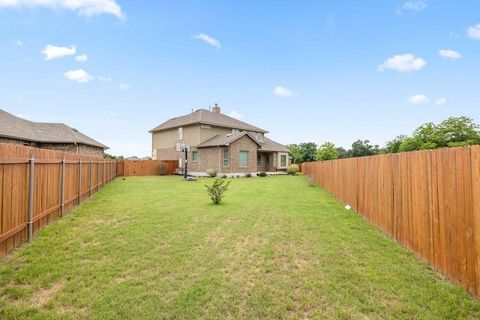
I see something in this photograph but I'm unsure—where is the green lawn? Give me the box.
[0,176,479,319]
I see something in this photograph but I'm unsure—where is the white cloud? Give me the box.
[408,94,430,104]
[468,23,480,40]
[439,49,462,59]
[435,98,448,106]
[273,86,294,97]
[0,0,124,19]
[75,54,88,62]
[97,75,111,82]
[228,111,244,120]
[194,33,221,49]
[119,83,129,90]
[42,44,76,60]
[64,69,93,83]
[378,53,426,73]
[396,1,427,15]
[14,40,24,46]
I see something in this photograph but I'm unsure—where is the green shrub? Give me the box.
[258,171,267,177]
[205,179,231,204]
[287,164,300,175]
[206,168,217,177]
[221,174,227,179]
[245,173,252,178]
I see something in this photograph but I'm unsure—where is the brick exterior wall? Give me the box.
[0,137,104,158]
[227,135,258,174]
[156,135,259,175]
[257,152,275,172]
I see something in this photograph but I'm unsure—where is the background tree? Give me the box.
[438,116,480,147]
[104,153,124,160]
[317,142,339,161]
[287,144,302,163]
[350,139,380,157]
[287,142,317,163]
[398,116,480,152]
[336,147,352,159]
[385,135,409,154]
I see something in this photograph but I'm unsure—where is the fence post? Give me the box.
[27,153,35,242]
[78,159,82,204]
[60,158,65,217]
[97,161,100,190]
[89,161,93,197]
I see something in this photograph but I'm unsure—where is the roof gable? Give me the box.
[0,109,108,149]
[197,132,263,148]
[150,109,268,133]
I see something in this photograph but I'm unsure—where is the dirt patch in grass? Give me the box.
[31,281,64,307]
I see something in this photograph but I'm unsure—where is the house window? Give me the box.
[280,154,287,167]
[257,154,262,166]
[239,151,249,167]
[232,128,241,134]
[223,148,229,167]
[178,127,183,140]
[192,151,198,162]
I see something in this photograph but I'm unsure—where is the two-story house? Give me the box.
[149,105,290,176]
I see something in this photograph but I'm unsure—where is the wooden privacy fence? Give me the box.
[0,143,181,258]
[302,146,480,297]
[0,143,116,258]
[118,160,178,176]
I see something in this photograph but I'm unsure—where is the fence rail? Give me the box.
[0,143,178,258]
[302,146,480,297]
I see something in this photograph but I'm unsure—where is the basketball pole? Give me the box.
[183,147,188,179]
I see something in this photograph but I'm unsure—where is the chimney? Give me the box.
[212,103,220,114]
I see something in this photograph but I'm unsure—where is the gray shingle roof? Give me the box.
[259,137,290,152]
[197,131,289,153]
[0,109,108,149]
[149,109,268,133]
[197,132,263,148]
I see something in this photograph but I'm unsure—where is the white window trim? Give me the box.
[178,127,183,140]
[278,152,288,168]
[223,148,229,167]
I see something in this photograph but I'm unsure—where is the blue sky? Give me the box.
[1,0,479,156]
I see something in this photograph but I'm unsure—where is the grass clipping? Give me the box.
[205,178,231,204]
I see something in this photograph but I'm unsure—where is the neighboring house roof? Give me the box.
[149,108,268,133]
[197,131,263,148]
[259,137,290,153]
[0,108,108,149]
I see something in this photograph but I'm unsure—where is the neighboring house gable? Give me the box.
[0,108,107,157]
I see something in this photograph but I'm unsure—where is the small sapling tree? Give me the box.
[205,178,231,204]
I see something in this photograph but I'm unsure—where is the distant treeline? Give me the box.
[288,116,480,163]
